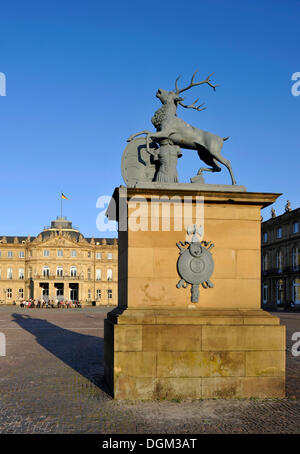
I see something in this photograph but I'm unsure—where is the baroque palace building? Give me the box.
[261,202,300,309]
[0,216,118,306]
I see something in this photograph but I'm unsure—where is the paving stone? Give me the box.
[0,307,299,433]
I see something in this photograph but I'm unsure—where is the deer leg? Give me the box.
[198,166,221,175]
[127,131,151,142]
[212,155,236,185]
[197,150,222,175]
[197,150,221,175]
[146,130,173,152]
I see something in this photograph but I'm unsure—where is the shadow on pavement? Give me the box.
[11,313,109,394]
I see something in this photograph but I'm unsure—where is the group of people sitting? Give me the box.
[19,299,82,309]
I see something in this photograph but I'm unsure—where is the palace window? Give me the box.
[293,279,300,304]
[87,268,91,280]
[276,280,284,305]
[7,251,12,258]
[43,249,50,257]
[88,289,91,299]
[262,284,269,304]
[276,250,283,272]
[107,269,113,281]
[19,251,25,258]
[293,222,299,234]
[262,254,268,272]
[56,266,63,277]
[263,232,268,243]
[107,253,113,260]
[57,249,63,257]
[43,266,50,277]
[88,251,91,258]
[96,252,102,259]
[7,268,12,280]
[70,266,77,277]
[96,269,101,281]
[107,289,112,299]
[96,289,101,299]
[18,288,24,299]
[276,227,282,239]
[7,288,12,299]
[19,268,24,280]
[71,250,77,257]
[292,247,299,271]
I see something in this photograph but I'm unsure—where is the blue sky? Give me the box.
[0,0,299,237]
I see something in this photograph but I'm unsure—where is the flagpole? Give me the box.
[61,192,62,218]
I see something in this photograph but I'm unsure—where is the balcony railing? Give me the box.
[43,225,79,231]
[34,274,84,280]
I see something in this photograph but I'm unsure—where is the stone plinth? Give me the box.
[104,186,285,399]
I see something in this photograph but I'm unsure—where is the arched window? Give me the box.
[293,279,300,304]
[276,250,282,272]
[262,254,268,272]
[43,266,50,277]
[262,283,269,304]
[7,267,12,279]
[276,280,284,305]
[56,266,63,277]
[70,266,77,277]
[292,247,299,271]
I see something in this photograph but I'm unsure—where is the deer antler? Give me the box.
[178,98,206,111]
[175,70,218,94]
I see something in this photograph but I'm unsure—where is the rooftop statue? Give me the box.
[122,71,237,186]
[285,200,292,212]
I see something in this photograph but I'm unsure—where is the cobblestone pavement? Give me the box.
[0,307,299,434]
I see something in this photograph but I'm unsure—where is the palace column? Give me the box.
[49,282,55,301]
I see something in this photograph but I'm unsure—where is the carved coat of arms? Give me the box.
[176,225,215,303]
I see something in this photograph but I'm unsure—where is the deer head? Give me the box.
[156,88,183,105]
[156,71,218,111]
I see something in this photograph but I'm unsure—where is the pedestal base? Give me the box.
[105,186,284,399]
[104,308,285,400]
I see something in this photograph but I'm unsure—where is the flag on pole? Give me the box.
[61,193,68,200]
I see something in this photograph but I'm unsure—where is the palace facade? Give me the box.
[0,216,118,306]
[261,204,300,309]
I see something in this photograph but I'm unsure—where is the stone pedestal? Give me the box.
[104,186,285,399]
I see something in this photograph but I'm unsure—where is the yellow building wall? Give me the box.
[0,234,118,306]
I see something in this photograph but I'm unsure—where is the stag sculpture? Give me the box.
[127,71,236,185]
